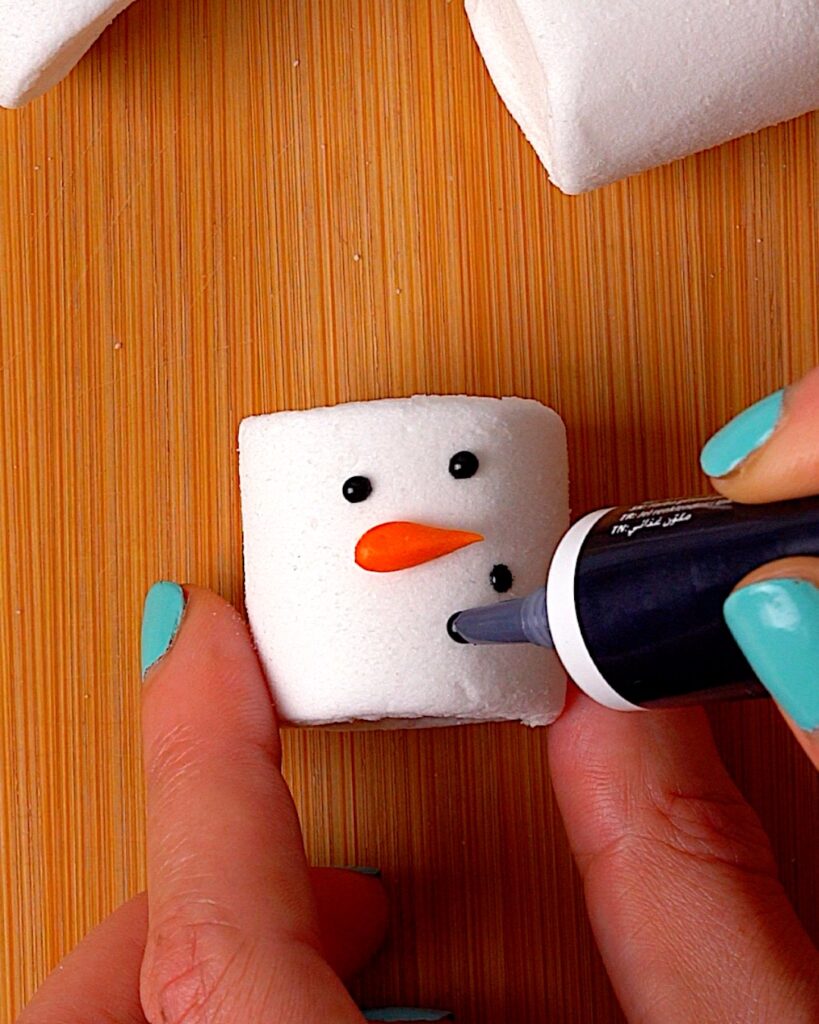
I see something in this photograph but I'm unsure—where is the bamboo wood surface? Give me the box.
[1,1,818,1020]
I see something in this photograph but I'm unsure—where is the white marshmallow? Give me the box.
[239,396,569,728]
[0,0,136,108]
[465,0,819,194]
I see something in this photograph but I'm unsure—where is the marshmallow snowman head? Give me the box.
[239,396,569,727]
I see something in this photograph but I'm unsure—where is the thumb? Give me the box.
[548,695,819,1023]
[723,557,819,769]
[139,582,366,1023]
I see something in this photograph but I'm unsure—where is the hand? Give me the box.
[16,585,427,1023]
[548,367,819,1023]
[702,366,819,768]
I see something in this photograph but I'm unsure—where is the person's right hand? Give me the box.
[547,368,819,1024]
[701,366,819,768]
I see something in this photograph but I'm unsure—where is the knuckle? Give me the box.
[144,721,204,793]
[141,912,244,1024]
[586,784,778,881]
[144,718,279,800]
[646,785,778,876]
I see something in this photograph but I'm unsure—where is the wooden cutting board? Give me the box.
[1,1,817,1020]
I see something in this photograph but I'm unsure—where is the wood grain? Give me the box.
[1,1,817,1020]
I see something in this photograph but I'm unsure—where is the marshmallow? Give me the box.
[465,0,819,194]
[0,0,136,108]
[239,396,569,727]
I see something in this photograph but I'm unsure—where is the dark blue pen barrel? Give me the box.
[557,495,819,709]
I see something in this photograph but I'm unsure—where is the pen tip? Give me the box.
[447,613,468,644]
[446,589,552,647]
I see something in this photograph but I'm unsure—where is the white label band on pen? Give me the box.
[546,508,642,711]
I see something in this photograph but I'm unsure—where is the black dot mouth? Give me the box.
[447,612,468,644]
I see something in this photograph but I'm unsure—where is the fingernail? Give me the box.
[141,581,186,679]
[700,389,785,478]
[362,1011,453,1022]
[724,578,819,731]
[344,866,381,877]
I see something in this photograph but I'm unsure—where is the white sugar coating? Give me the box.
[465,0,819,194]
[0,0,136,108]
[239,396,569,728]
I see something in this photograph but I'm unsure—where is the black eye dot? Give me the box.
[489,564,513,594]
[449,450,479,479]
[342,475,372,503]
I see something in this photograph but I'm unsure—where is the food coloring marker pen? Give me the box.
[449,495,819,710]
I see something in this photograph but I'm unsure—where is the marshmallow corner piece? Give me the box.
[0,0,136,109]
[465,0,819,194]
[239,395,569,729]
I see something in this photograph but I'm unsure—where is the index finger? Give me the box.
[700,367,819,503]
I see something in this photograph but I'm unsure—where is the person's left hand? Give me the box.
[16,585,407,1023]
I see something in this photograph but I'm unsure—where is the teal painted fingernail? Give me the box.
[724,578,819,731]
[141,582,186,678]
[700,389,784,477]
[362,1012,453,1022]
[344,866,382,876]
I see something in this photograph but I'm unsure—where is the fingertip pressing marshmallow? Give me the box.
[0,0,137,108]
[239,396,569,728]
[465,0,819,194]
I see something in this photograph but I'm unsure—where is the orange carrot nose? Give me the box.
[355,521,484,572]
